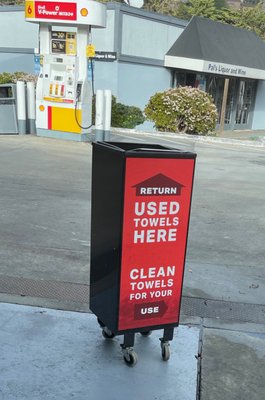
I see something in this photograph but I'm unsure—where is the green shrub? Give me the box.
[144,86,218,135]
[112,102,145,129]
[92,95,145,129]
[0,72,37,84]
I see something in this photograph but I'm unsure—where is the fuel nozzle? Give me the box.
[76,83,82,100]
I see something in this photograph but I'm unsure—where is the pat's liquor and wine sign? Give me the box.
[118,157,195,330]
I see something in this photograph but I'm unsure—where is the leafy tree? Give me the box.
[214,0,228,8]
[173,2,194,20]
[144,0,179,15]
[0,1,24,4]
[187,0,218,19]
[145,0,226,17]
[243,0,260,5]
[236,4,265,39]
[217,3,265,39]
[144,0,265,40]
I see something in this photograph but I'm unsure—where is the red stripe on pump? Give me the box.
[48,106,52,129]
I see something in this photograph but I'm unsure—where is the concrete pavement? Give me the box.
[1,304,264,399]
[0,303,199,400]
[0,132,265,399]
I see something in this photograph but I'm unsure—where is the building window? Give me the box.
[173,70,257,129]
[235,80,256,125]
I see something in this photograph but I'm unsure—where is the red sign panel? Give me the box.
[35,1,77,20]
[118,157,195,331]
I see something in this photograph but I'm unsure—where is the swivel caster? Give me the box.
[160,340,170,361]
[102,326,115,339]
[122,347,138,367]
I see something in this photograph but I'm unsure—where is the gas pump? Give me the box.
[25,0,106,141]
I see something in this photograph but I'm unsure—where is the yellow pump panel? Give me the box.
[50,107,82,134]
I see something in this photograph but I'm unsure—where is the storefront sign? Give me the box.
[118,157,195,331]
[93,51,117,61]
[206,62,247,77]
[165,55,265,80]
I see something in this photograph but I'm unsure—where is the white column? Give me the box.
[27,81,36,134]
[103,90,112,141]
[95,89,104,141]
[16,81,27,135]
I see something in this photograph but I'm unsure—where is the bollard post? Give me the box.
[95,89,104,141]
[26,81,36,135]
[16,81,27,135]
[103,90,111,141]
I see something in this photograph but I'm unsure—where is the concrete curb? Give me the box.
[111,127,265,148]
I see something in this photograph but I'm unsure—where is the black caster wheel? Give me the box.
[140,331,152,337]
[102,326,115,339]
[123,349,138,367]
[161,342,170,361]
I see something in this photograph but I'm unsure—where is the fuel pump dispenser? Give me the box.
[25,0,106,141]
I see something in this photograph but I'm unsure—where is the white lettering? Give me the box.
[147,202,156,215]
[129,266,176,280]
[157,229,167,242]
[134,201,180,216]
[130,269,139,280]
[159,202,167,215]
[169,202,180,214]
[150,290,172,298]
[138,187,178,195]
[134,230,145,243]
[135,202,145,216]
[146,229,156,242]
[140,306,159,315]
[130,292,147,300]
[134,228,177,243]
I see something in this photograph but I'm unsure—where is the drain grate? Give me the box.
[0,275,264,324]
[0,274,89,303]
[181,296,265,325]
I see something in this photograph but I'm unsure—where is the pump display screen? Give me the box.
[52,32,66,40]
[52,40,66,54]
[54,76,63,81]
[51,31,76,55]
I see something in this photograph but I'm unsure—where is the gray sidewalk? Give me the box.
[1,303,265,399]
[0,303,199,400]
